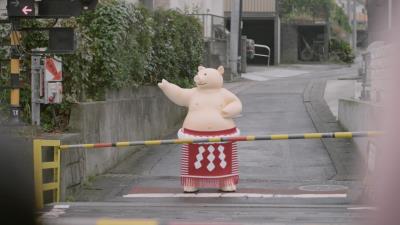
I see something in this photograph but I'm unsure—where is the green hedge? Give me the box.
[0,0,204,130]
[64,0,203,101]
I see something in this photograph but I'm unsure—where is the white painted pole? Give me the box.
[347,0,351,25]
[230,0,241,80]
[347,0,352,46]
[31,54,41,126]
[352,0,357,53]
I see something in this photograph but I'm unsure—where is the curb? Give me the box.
[303,79,364,182]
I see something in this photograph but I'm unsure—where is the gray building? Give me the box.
[224,0,280,65]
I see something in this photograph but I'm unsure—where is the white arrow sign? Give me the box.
[22,5,32,15]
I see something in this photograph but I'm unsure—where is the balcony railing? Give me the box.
[224,0,276,13]
[190,14,227,41]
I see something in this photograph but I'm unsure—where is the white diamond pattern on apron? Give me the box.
[194,146,205,169]
[218,145,227,168]
[207,145,216,171]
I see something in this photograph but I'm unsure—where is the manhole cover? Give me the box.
[298,185,348,192]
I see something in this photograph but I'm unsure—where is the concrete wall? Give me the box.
[59,133,85,201]
[365,43,398,103]
[61,86,186,198]
[203,40,228,68]
[203,39,238,81]
[281,24,298,63]
[338,98,381,160]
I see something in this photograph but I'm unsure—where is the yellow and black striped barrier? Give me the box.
[59,131,382,150]
[33,131,381,209]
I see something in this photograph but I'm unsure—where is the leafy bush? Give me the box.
[0,0,204,131]
[279,0,335,21]
[329,38,355,64]
[150,9,203,87]
[63,1,203,101]
[279,0,351,36]
[331,5,351,33]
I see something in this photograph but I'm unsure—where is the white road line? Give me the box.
[347,206,377,211]
[41,205,70,218]
[54,204,70,209]
[273,194,347,198]
[123,193,347,198]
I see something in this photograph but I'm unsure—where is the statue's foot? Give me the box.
[183,186,199,193]
[220,184,236,192]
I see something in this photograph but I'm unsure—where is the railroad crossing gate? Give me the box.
[32,131,381,208]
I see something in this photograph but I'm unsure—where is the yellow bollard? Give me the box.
[33,139,61,209]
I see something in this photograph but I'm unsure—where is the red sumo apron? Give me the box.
[178,127,240,188]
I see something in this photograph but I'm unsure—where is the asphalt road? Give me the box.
[41,64,369,225]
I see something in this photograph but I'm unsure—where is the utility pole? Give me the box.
[388,0,392,30]
[352,0,357,53]
[347,0,351,25]
[31,54,42,126]
[347,0,352,46]
[9,20,21,124]
[230,0,241,80]
[237,0,243,73]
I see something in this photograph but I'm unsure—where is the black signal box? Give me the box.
[38,0,98,18]
[7,0,35,17]
[38,0,81,18]
[49,28,75,53]
[7,0,98,18]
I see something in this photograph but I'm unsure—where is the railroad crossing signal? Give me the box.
[6,0,98,18]
[7,0,35,17]
[5,0,97,124]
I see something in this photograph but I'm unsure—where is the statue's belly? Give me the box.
[183,109,236,131]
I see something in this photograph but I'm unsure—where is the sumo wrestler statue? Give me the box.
[158,65,242,193]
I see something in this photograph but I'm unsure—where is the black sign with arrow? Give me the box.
[7,0,35,17]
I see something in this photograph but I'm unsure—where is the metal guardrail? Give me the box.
[33,131,381,208]
[254,44,271,67]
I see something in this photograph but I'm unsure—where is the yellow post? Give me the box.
[33,139,61,209]
[9,30,21,122]
[55,146,61,202]
[33,140,43,209]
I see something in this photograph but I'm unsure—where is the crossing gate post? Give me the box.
[33,139,61,209]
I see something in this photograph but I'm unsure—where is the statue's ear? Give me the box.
[198,65,206,71]
[217,66,224,75]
